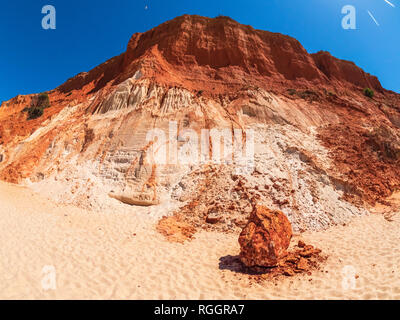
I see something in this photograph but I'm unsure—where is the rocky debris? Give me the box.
[170,165,260,233]
[319,123,400,205]
[219,240,325,281]
[206,212,223,224]
[238,205,292,267]
[171,126,368,233]
[297,240,306,248]
[277,242,323,277]
[156,215,197,243]
[237,241,324,281]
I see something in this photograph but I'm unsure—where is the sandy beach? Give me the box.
[0,181,399,300]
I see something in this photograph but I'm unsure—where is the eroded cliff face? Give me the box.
[311,51,383,92]
[1,15,399,232]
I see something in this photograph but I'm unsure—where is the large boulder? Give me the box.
[238,205,293,267]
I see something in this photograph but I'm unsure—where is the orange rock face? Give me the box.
[1,14,400,232]
[119,15,388,97]
[123,15,324,88]
[311,51,383,92]
[239,205,293,267]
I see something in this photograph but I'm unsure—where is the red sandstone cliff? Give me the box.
[49,15,389,99]
[0,15,399,232]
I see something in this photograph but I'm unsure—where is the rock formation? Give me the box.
[1,15,400,233]
[238,205,292,267]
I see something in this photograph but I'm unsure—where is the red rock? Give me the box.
[299,245,321,258]
[296,257,309,270]
[283,252,299,264]
[206,212,222,224]
[283,269,295,277]
[298,240,306,248]
[238,205,293,267]
[311,51,383,93]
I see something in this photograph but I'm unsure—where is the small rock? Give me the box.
[299,246,320,257]
[296,257,308,270]
[283,269,295,277]
[298,240,306,248]
[233,218,247,228]
[206,212,222,224]
[285,255,298,264]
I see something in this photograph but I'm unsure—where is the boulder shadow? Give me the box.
[219,255,273,275]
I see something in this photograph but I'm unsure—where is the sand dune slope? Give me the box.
[0,181,399,300]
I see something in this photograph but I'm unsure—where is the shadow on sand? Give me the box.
[218,255,273,275]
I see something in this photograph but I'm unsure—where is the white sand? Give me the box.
[0,181,399,300]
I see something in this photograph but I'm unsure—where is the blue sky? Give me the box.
[0,0,399,103]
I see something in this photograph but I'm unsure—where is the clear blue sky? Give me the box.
[0,0,399,103]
